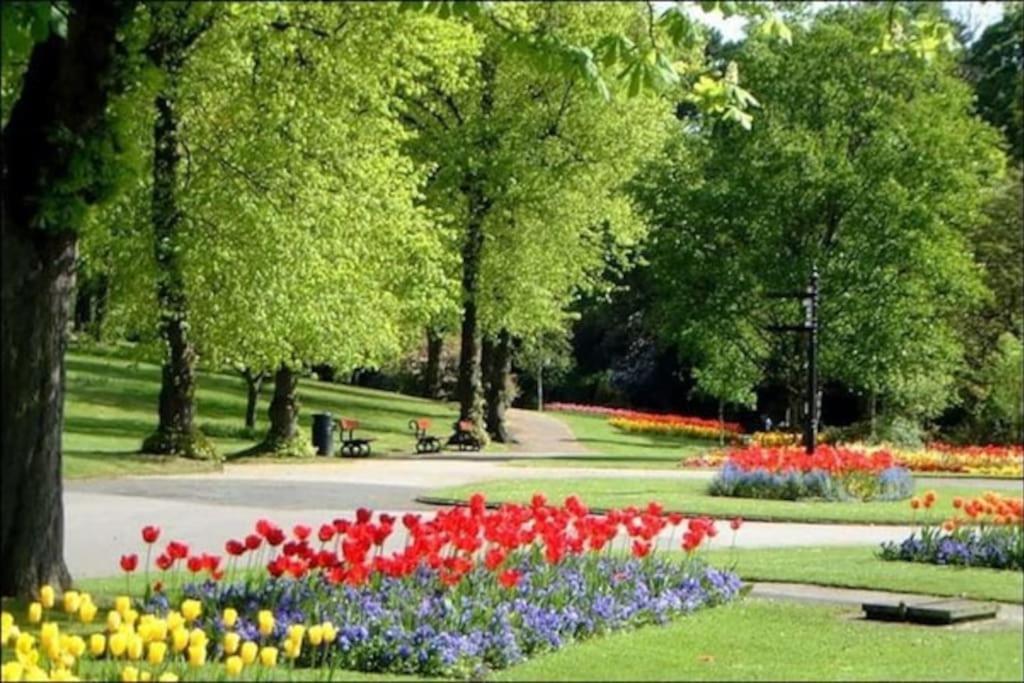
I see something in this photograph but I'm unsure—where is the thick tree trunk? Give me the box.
[263,365,300,447]
[242,369,266,430]
[0,1,135,596]
[141,84,212,458]
[423,328,444,399]
[484,330,514,442]
[455,58,496,435]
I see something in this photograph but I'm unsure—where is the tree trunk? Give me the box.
[423,328,443,399]
[869,391,878,440]
[141,83,212,459]
[242,369,266,430]
[485,330,514,442]
[0,0,136,596]
[455,58,496,434]
[263,365,300,447]
[718,399,726,447]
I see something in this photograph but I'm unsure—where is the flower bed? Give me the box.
[880,492,1024,570]
[891,443,1023,478]
[1,497,741,681]
[608,411,743,441]
[707,445,914,501]
[546,402,743,441]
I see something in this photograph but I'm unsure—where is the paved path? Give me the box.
[749,582,1023,627]
[504,408,590,453]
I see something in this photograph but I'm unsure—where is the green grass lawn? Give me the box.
[64,343,496,479]
[6,588,1020,682]
[427,477,1024,525]
[702,545,1024,603]
[519,411,715,468]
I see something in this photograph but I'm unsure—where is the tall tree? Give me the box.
[636,5,1002,425]
[966,4,1024,162]
[1,0,137,595]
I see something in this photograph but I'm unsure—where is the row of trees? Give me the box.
[0,0,978,595]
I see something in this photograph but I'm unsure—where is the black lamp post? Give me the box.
[766,267,820,454]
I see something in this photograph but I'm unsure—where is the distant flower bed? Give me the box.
[609,411,743,442]
[880,492,1023,570]
[1,497,742,681]
[708,445,914,501]
[546,402,742,442]
[892,443,1023,478]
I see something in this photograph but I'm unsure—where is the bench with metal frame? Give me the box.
[409,418,442,454]
[447,419,482,452]
[337,418,375,457]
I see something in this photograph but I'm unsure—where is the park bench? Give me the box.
[337,418,375,457]
[447,419,482,452]
[409,418,442,454]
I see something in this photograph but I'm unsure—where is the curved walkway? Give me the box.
[504,408,591,453]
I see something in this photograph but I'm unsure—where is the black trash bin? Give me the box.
[311,412,334,456]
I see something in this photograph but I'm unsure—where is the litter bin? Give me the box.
[311,412,334,456]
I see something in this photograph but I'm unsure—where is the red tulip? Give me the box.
[141,525,161,544]
[166,541,189,560]
[667,512,684,526]
[186,556,204,573]
[244,534,263,551]
[155,554,173,571]
[356,508,372,524]
[498,568,521,589]
[729,517,743,531]
[318,524,335,543]
[293,525,312,541]
[402,513,421,530]
[225,540,246,556]
[120,553,139,572]
[265,527,285,547]
[631,541,652,559]
[484,548,506,571]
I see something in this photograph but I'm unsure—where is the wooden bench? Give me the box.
[337,418,375,457]
[447,419,482,452]
[409,418,442,454]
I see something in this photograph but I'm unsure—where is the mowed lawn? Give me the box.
[63,344,481,478]
[702,545,1024,603]
[427,477,1024,525]
[5,589,1020,682]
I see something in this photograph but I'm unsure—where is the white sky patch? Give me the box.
[666,1,1007,44]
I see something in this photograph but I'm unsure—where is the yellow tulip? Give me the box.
[239,641,258,665]
[188,628,207,649]
[223,632,240,655]
[140,673,152,683]
[180,599,202,623]
[166,611,184,631]
[14,648,38,670]
[67,635,86,657]
[187,643,207,667]
[157,674,179,682]
[109,632,128,657]
[257,610,274,636]
[121,666,139,683]
[222,607,237,628]
[79,601,98,624]
[27,603,41,624]
[148,619,168,642]
[62,591,81,614]
[171,627,188,653]
[115,596,131,616]
[39,585,55,609]
[89,633,106,656]
[2,662,23,682]
[15,632,36,655]
[23,664,48,682]
[147,641,167,665]
[107,610,122,632]
[225,655,244,677]
[307,625,323,646]
[259,646,278,667]
[50,667,78,682]
[287,624,306,645]
[127,634,144,660]
[321,622,337,643]
[39,622,59,651]
[283,638,301,660]
[124,609,139,626]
